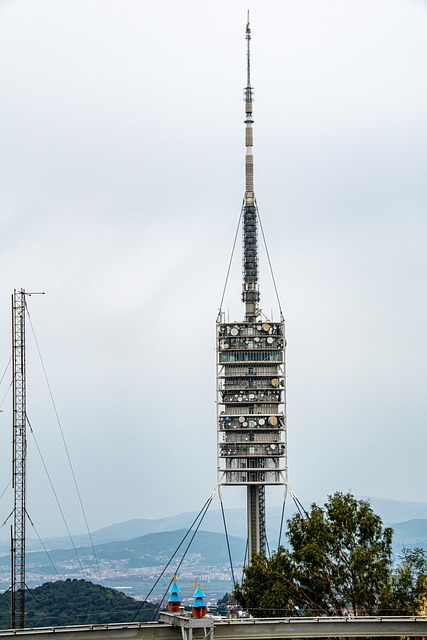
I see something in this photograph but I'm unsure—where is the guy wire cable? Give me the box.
[218,202,244,312]
[289,487,308,517]
[278,484,288,547]
[25,301,104,587]
[132,487,217,622]
[0,356,11,387]
[0,508,13,530]
[26,415,88,581]
[256,203,283,315]
[243,538,248,570]
[26,512,74,604]
[218,486,236,587]
[150,490,216,621]
[0,379,12,412]
[0,481,12,507]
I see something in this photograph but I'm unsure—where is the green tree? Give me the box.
[216,593,231,616]
[381,547,427,615]
[234,546,299,616]
[234,492,405,617]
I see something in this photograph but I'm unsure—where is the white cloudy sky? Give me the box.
[0,0,426,539]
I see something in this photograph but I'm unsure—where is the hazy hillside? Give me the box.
[0,529,246,569]
[392,519,427,552]
[5,496,426,554]
[0,507,426,601]
[367,498,427,524]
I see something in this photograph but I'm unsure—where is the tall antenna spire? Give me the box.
[244,11,255,203]
[246,11,251,92]
[242,11,259,321]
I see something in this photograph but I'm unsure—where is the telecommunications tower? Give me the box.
[12,288,27,628]
[216,17,287,562]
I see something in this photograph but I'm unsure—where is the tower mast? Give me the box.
[11,288,27,629]
[243,15,265,557]
[216,16,287,564]
[242,16,259,322]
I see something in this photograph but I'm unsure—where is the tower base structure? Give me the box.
[248,485,266,557]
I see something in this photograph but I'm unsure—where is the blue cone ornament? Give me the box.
[168,576,181,613]
[192,584,207,618]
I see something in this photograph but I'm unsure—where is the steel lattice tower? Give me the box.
[12,288,27,629]
[216,17,287,563]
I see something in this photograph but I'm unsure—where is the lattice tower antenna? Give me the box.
[216,15,287,564]
[12,288,27,629]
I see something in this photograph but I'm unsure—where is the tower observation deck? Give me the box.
[216,17,287,562]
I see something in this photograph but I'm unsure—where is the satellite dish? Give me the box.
[268,416,278,426]
[231,327,239,336]
[271,378,279,387]
[262,323,270,332]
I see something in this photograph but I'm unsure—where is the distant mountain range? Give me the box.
[0,529,246,599]
[0,497,426,599]
[2,496,427,555]
[0,528,246,568]
[364,497,427,524]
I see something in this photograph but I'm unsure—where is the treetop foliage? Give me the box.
[234,492,427,618]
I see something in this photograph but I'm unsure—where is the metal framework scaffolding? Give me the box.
[12,288,27,629]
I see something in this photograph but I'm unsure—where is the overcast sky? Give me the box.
[0,0,426,539]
